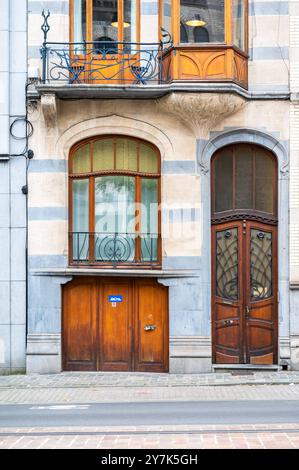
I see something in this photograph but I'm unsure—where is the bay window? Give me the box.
[180,0,225,44]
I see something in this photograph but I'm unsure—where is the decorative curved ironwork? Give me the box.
[216,228,238,300]
[71,232,159,267]
[41,41,167,85]
[250,229,272,301]
[95,234,134,263]
[39,11,172,85]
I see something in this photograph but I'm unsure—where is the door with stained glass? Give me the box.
[212,220,277,364]
[211,144,278,365]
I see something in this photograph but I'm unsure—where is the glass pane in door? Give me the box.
[94,175,135,262]
[92,0,118,51]
[124,0,137,43]
[216,228,238,300]
[250,229,272,301]
[73,0,86,42]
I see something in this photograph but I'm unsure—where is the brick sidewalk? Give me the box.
[0,383,299,404]
[1,371,299,404]
[1,371,299,389]
[0,424,298,449]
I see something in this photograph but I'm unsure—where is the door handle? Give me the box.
[144,324,157,331]
[223,319,234,325]
[244,306,250,320]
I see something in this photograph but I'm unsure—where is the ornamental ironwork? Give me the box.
[250,229,273,301]
[40,10,171,85]
[216,228,239,300]
[71,232,159,267]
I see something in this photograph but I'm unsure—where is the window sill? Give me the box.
[31,267,199,278]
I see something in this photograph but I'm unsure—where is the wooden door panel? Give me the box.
[212,220,278,365]
[212,222,243,363]
[63,277,169,372]
[214,302,242,362]
[62,278,97,371]
[134,280,168,372]
[100,280,132,371]
[246,222,278,364]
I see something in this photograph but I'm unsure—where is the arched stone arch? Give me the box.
[198,128,289,176]
[198,128,290,367]
[55,114,174,163]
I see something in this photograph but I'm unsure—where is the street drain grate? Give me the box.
[230,370,255,376]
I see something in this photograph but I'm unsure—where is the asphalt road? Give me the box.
[0,400,298,428]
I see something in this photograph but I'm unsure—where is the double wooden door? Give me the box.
[212,220,278,364]
[62,277,168,372]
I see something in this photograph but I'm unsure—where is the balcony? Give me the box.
[33,1,248,100]
[40,41,164,86]
[70,232,161,268]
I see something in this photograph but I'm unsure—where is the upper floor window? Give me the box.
[69,136,161,267]
[160,0,247,50]
[72,0,139,45]
[211,144,277,222]
[180,0,224,44]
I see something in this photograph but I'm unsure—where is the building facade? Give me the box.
[0,0,27,374]
[14,0,297,374]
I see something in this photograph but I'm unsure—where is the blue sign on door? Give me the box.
[108,295,123,303]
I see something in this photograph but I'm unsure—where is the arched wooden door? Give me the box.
[211,145,278,365]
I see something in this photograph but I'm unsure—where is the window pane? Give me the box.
[72,179,89,261]
[73,0,86,42]
[141,178,158,262]
[94,176,135,261]
[162,0,172,37]
[233,0,245,50]
[72,144,91,173]
[116,139,137,171]
[255,150,275,214]
[92,0,118,47]
[93,139,114,171]
[214,149,233,212]
[124,0,137,43]
[235,146,253,209]
[180,0,225,44]
[139,144,158,173]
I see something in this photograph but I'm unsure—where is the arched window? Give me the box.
[69,136,161,266]
[211,144,277,223]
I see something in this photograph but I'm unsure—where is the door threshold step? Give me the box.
[212,364,280,374]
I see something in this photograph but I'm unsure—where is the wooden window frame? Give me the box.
[70,0,141,45]
[211,144,278,225]
[69,135,162,268]
[159,0,248,52]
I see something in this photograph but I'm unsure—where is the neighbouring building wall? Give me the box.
[0,0,27,374]
[290,0,299,370]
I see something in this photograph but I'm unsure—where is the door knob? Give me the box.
[224,319,234,325]
[244,306,250,319]
[144,324,156,331]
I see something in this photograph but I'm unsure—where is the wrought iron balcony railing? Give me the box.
[70,232,160,268]
[40,41,166,85]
